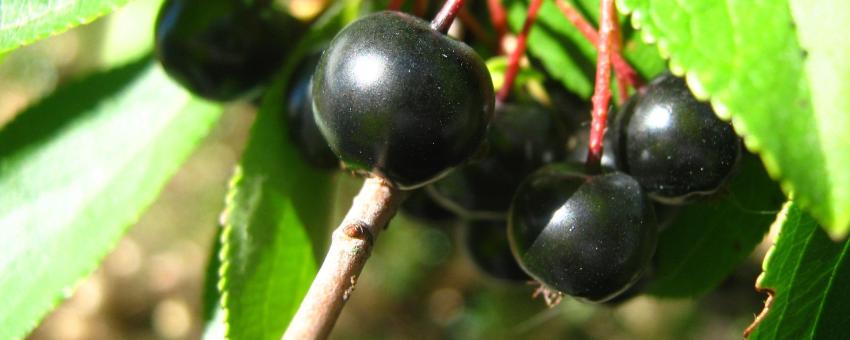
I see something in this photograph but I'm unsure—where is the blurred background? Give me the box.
[0,0,770,339]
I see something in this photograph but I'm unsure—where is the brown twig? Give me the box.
[282,177,404,340]
[585,0,616,173]
[743,290,775,338]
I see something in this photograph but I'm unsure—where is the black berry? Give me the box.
[312,11,495,189]
[155,0,304,101]
[614,73,741,204]
[400,189,457,225]
[429,102,569,217]
[285,52,338,169]
[508,163,657,302]
[465,220,529,282]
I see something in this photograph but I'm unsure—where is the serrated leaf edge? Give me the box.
[614,1,837,239]
[217,164,244,340]
[0,1,131,54]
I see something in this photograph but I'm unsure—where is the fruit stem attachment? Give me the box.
[554,0,643,99]
[496,0,543,103]
[283,176,404,340]
[586,0,616,173]
[431,0,467,34]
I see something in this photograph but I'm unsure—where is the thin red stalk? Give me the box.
[609,4,629,102]
[554,0,643,95]
[388,0,405,11]
[487,0,508,53]
[414,0,428,17]
[431,0,467,33]
[586,0,616,173]
[496,0,543,103]
[458,8,498,53]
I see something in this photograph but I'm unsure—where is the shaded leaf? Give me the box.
[218,77,336,339]
[0,58,222,339]
[647,154,785,297]
[216,4,358,337]
[202,226,225,340]
[619,0,850,238]
[748,202,850,339]
[0,0,130,53]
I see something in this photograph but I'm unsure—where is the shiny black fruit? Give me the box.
[312,11,495,189]
[614,73,741,204]
[429,102,568,217]
[285,52,337,169]
[155,0,304,101]
[465,220,529,282]
[508,163,657,302]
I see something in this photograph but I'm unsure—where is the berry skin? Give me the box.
[429,102,569,217]
[312,11,495,189]
[614,73,741,204]
[465,220,529,282]
[508,163,657,302]
[155,0,304,101]
[285,52,338,169]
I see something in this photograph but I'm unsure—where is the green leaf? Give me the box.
[203,226,224,324]
[218,78,336,339]
[99,0,164,66]
[0,0,130,54]
[506,0,666,99]
[202,226,225,340]
[218,3,359,338]
[619,0,850,238]
[0,58,222,339]
[748,201,850,339]
[647,154,785,297]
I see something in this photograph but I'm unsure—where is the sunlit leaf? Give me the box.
[0,58,222,339]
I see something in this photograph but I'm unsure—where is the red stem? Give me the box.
[586,0,616,173]
[458,8,498,53]
[554,0,643,97]
[609,4,629,102]
[496,0,543,103]
[388,0,405,11]
[414,0,428,17]
[487,0,508,53]
[431,0,467,33]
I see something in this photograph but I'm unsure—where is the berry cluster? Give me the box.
[155,1,741,305]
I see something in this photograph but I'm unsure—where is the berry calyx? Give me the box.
[312,11,495,189]
[155,0,304,101]
[614,73,741,204]
[508,163,657,302]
